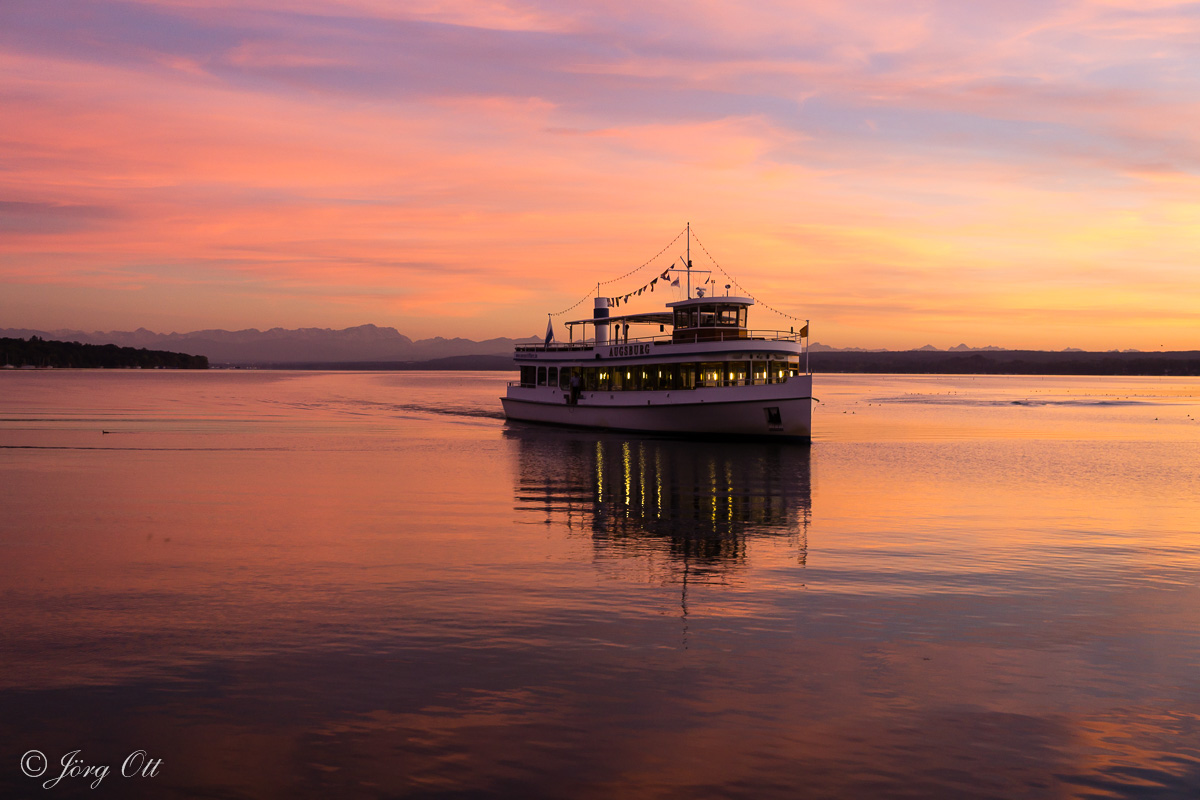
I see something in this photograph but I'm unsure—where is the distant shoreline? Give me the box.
[7,333,1198,376]
[808,349,1200,376]
[226,350,1200,376]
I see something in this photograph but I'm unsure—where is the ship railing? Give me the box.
[513,342,598,353]
[514,329,803,352]
[506,374,800,389]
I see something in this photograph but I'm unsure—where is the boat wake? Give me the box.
[870,396,1160,407]
[387,403,507,421]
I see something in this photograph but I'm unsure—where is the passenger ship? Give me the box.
[501,251,813,440]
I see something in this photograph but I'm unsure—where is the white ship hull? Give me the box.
[502,375,813,439]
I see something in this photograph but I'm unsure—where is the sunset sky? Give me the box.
[2,0,1198,349]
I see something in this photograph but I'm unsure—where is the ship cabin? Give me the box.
[559,295,762,347]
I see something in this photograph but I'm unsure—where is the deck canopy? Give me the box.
[561,296,763,344]
[665,296,755,309]
[565,311,673,327]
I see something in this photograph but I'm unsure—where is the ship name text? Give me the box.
[607,344,651,358]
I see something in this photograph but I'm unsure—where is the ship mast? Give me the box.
[686,221,691,298]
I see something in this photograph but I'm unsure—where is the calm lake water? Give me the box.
[2,370,1200,798]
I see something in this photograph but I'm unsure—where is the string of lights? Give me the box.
[550,226,687,317]
[691,231,809,325]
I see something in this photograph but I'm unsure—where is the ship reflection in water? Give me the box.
[507,426,811,580]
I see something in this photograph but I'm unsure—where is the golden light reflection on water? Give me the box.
[510,427,811,580]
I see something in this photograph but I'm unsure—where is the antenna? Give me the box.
[663,225,709,299]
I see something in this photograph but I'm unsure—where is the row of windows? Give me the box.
[520,358,801,391]
[673,304,748,330]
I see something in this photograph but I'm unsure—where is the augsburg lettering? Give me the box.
[606,344,651,358]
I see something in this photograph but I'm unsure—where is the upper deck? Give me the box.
[514,328,804,355]
[518,294,806,360]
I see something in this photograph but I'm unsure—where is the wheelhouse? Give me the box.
[667,297,751,343]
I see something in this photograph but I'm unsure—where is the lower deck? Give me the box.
[517,356,802,394]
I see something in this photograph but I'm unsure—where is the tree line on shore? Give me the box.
[1,337,209,369]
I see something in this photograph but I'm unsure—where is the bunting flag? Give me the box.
[554,241,808,335]
[595,262,687,310]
